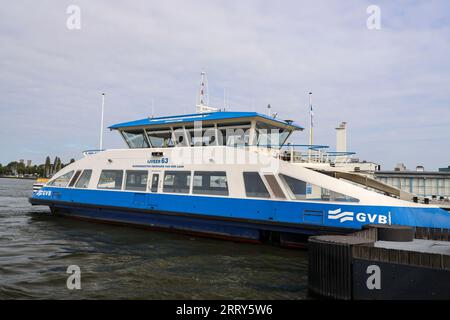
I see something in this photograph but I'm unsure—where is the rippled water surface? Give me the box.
[0,178,308,299]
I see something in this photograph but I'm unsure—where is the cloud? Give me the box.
[0,0,449,170]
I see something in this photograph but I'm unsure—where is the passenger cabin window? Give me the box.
[243,172,270,198]
[279,174,306,199]
[163,171,191,194]
[193,171,229,196]
[47,171,74,187]
[74,170,92,188]
[279,174,359,202]
[264,174,286,199]
[97,170,124,190]
[122,130,149,148]
[68,170,82,187]
[125,170,148,191]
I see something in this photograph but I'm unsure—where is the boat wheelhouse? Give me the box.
[30,110,450,247]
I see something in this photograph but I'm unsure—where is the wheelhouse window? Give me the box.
[279,174,359,202]
[185,125,217,147]
[122,130,149,148]
[74,170,92,188]
[255,122,290,148]
[125,170,148,191]
[163,171,191,194]
[47,171,74,187]
[217,122,251,147]
[193,171,229,196]
[97,170,123,190]
[146,129,174,148]
[243,172,270,198]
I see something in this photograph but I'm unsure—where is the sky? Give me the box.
[0,0,449,170]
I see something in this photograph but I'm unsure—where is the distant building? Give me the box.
[19,159,24,164]
[374,165,450,199]
[26,160,32,167]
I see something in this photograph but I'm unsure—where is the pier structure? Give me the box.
[308,225,450,299]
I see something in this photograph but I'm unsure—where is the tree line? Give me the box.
[0,156,75,178]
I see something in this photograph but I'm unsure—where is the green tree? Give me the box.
[44,156,51,177]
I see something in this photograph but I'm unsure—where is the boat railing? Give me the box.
[277,144,356,164]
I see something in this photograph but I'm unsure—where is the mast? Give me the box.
[308,92,313,161]
[99,93,105,150]
[196,71,218,113]
[196,71,209,112]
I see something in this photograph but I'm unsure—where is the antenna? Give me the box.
[151,98,155,118]
[99,93,105,151]
[308,92,313,161]
[223,88,226,111]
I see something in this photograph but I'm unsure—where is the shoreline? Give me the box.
[0,176,37,180]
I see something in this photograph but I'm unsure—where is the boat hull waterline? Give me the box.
[30,187,450,246]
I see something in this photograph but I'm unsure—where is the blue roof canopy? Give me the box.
[109,111,303,131]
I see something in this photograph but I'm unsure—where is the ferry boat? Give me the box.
[29,105,450,247]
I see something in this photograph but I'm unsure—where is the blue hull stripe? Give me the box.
[31,187,450,232]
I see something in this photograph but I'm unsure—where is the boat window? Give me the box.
[68,170,82,187]
[255,122,290,148]
[264,174,286,199]
[173,127,188,147]
[193,171,229,196]
[185,125,217,147]
[146,129,174,148]
[217,122,251,146]
[243,172,270,198]
[279,174,359,202]
[163,171,191,194]
[47,171,75,187]
[279,174,306,199]
[151,174,159,192]
[125,170,148,192]
[74,170,92,188]
[97,170,124,190]
[122,130,149,148]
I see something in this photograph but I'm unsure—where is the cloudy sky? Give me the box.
[1,0,449,170]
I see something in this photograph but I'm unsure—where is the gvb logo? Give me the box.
[327,208,354,222]
[328,208,391,224]
[66,265,81,290]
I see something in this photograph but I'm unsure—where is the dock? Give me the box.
[308,225,450,299]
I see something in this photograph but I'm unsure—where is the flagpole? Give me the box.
[308,92,313,161]
[100,93,105,150]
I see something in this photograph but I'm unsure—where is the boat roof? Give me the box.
[109,111,304,131]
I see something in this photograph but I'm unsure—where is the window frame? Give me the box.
[47,171,75,188]
[74,169,93,189]
[125,170,149,192]
[243,172,271,198]
[193,171,229,196]
[97,170,124,190]
[162,171,191,194]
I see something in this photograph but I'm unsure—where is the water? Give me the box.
[0,178,309,299]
